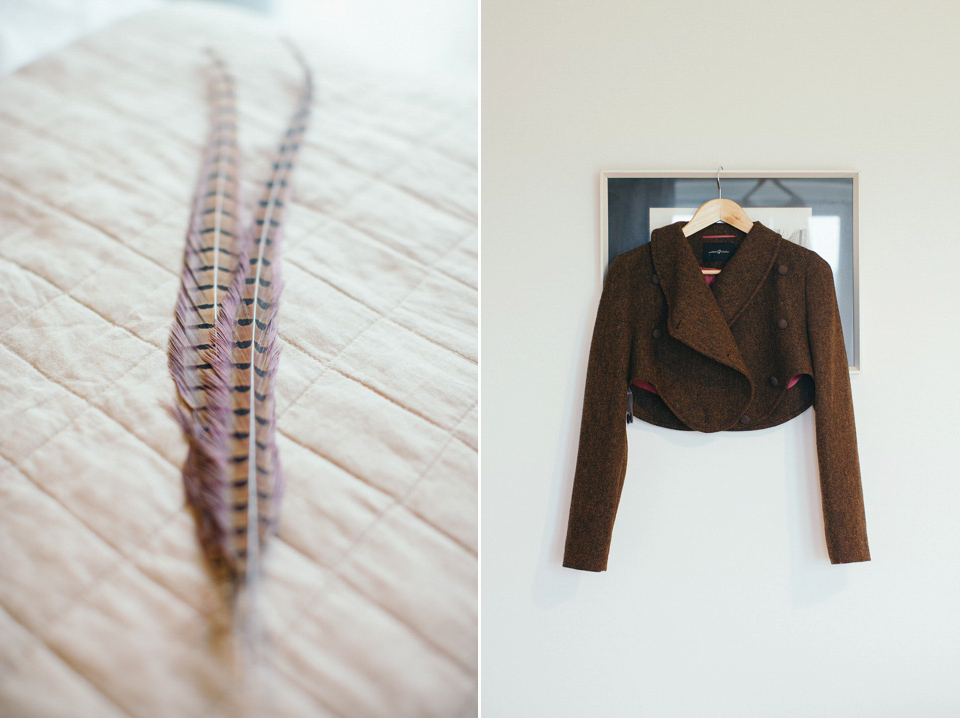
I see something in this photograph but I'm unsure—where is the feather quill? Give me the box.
[227,53,314,626]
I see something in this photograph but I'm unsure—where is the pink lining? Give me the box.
[633,266,804,397]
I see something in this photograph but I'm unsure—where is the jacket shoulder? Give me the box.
[602,245,653,303]
[606,243,651,277]
[776,240,829,272]
[772,240,835,290]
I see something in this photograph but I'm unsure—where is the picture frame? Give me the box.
[600,170,860,371]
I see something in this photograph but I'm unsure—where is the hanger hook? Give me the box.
[716,166,723,200]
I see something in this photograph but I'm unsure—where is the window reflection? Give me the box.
[809,215,841,278]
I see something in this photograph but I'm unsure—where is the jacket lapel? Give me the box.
[648,220,782,432]
[706,220,783,325]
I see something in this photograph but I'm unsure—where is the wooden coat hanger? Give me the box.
[682,167,754,275]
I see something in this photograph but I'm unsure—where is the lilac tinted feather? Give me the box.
[169,46,312,621]
[173,236,248,579]
[168,143,218,411]
[210,221,253,583]
[168,52,248,582]
[172,404,231,575]
[253,281,283,541]
[251,58,312,546]
[169,53,243,413]
[225,53,313,594]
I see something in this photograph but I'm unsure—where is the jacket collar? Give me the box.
[651,219,782,328]
[648,220,783,431]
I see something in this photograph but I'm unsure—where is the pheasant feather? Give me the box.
[169,52,248,582]
[168,49,313,623]
[170,53,245,412]
[227,54,314,601]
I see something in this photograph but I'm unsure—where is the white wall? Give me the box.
[0,0,476,84]
[481,2,960,716]
[0,0,162,75]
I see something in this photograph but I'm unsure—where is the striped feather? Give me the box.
[169,51,245,414]
[227,56,313,594]
[168,48,313,638]
[168,53,249,582]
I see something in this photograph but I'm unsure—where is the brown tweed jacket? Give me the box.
[563,220,870,571]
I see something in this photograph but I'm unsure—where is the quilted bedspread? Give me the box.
[0,3,477,716]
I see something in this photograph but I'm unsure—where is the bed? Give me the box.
[0,3,477,716]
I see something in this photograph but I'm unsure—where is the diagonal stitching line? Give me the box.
[79,38,469,150]
[303,201,476,285]
[0,130,178,219]
[452,409,479,452]
[380,168,477,224]
[279,537,475,672]
[274,313,382,420]
[386,313,477,364]
[70,41,461,198]
[321,361,469,435]
[271,396,478,640]
[278,396,479,616]
[0,603,134,718]
[275,435,476,558]
[0,258,164,354]
[0,258,75,337]
[288,212,477,293]
[0,113,190,206]
[399,498,477,558]
[26,33,476,213]
[0,182,476,432]
[0,343,157,465]
[427,141,477,172]
[203,503,477,717]
[385,315,477,364]
[278,225,476,426]
[277,429,394,501]
[359,170,476,224]
[0,349,206,616]
[286,250,477,366]
[3,181,478,413]
[0,459,213,717]
[258,654,348,718]
[1,54,396,214]
[0,178,183,280]
[0,114,477,304]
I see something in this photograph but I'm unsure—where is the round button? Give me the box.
[652,328,662,339]
[651,273,660,285]
[739,414,751,425]
[778,264,788,275]
[769,375,779,387]
[777,318,788,329]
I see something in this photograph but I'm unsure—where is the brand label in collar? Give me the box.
[702,242,736,264]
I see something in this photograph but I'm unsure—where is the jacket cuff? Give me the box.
[561,546,608,572]
[829,548,871,564]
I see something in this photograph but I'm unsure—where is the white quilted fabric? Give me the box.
[0,3,477,717]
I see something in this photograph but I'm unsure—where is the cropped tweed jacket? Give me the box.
[562,220,870,571]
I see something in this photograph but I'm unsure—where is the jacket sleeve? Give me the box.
[562,256,633,572]
[805,255,871,564]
